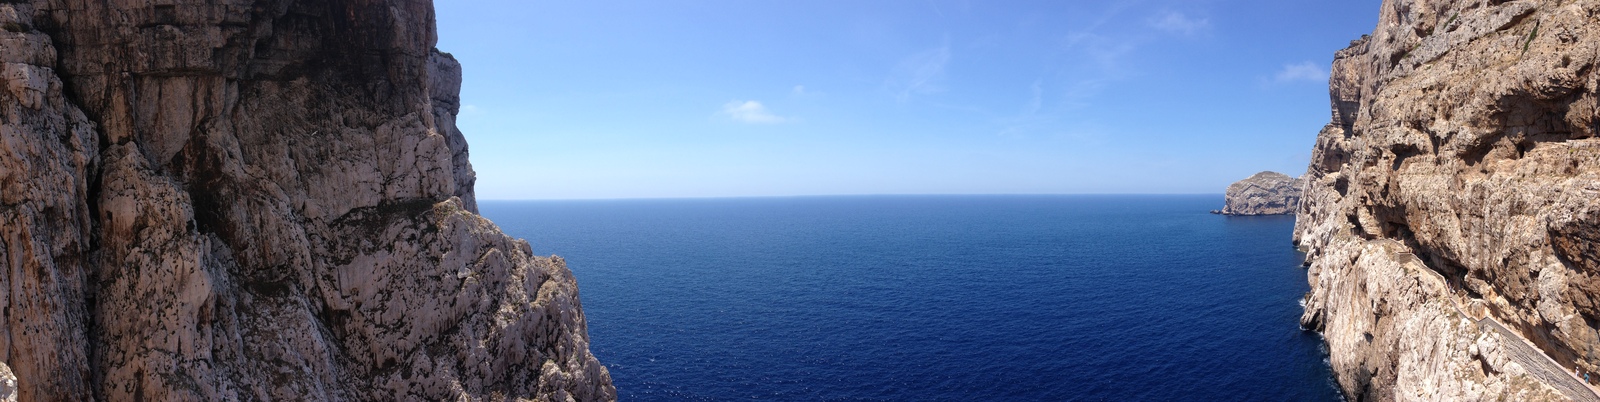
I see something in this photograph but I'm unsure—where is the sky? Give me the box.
[435,0,1385,200]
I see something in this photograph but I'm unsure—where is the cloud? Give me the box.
[1026,79,1043,115]
[1274,61,1329,83]
[1149,11,1209,35]
[720,100,788,124]
[461,104,481,114]
[1054,76,1113,110]
[1062,32,1138,72]
[887,45,951,101]
[791,85,823,97]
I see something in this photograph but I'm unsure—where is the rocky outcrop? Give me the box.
[0,1,613,401]
[1214,171,1303,215]
[0,362,15,402]
[1298,0,1600,400]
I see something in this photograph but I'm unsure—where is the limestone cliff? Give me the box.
[1215,171,1303,215]
[1298,0,1600,400]
[0,362,14,402]
[0,1,614,400]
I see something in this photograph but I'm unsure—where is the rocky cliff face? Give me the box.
[0,1,614,400]
[1216,171,1303,215]
[0,362,14,402]
[1298,0,1600,400]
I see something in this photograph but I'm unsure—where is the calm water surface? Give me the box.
[481,195,1340,401]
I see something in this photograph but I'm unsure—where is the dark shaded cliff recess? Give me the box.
[1297,0,1600,400]
[0,0,612,400]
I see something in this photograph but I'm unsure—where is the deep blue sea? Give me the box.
[480,195,1340,401]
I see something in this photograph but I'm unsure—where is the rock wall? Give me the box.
[0,362,15,402]
[1216,171,1303,215]
[0,1,613,400]
[1298,0,1600,400]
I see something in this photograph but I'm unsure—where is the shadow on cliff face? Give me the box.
[1458,88,1593,168]
[1550,210,1600,336]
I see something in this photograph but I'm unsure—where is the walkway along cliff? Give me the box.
[0,1,614,400]
[1298,0,1600,400]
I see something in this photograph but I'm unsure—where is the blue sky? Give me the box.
[435,0,1383,200]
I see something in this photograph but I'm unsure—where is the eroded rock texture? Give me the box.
[1,362,15,402]
[1216,171,1303,215]
[1298,0,1600,400]
[0,1,613,400]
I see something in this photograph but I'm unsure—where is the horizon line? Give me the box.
[475,192,1228,202]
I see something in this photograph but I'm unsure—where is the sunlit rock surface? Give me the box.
[0,1,613,400]
[1298,0,1600,400]
[1216,171,1303,216]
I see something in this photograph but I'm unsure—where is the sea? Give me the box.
[479,195,1341,401]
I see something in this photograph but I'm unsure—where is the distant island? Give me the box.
[1212,171,1303,216]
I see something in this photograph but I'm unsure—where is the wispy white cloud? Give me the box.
[1149,10,1209,36]
[791,85,823,97]
[1062,32,1138,72]
[997,5,1212,140]
[1273,61,1329,83]
[1062,78,1111,108]
[720,100,789,124]
[1025,79,1043,115]
[1049,6,1145,108]
[461,104,481,114]
[887,44,951,101]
